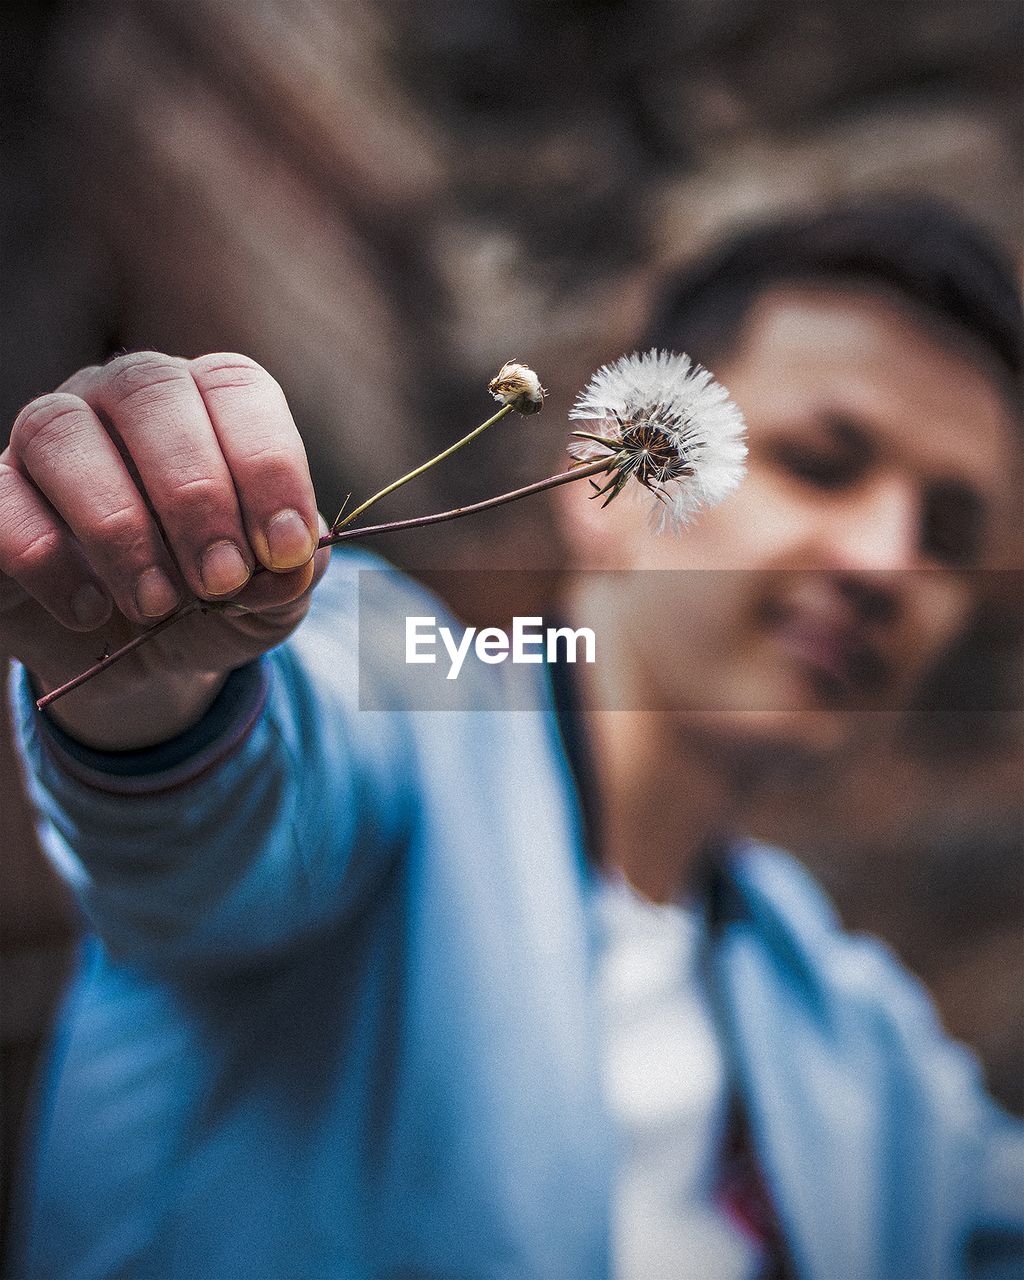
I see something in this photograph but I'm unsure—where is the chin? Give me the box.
[673,706,857,774]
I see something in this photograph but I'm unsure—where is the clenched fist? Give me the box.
[1,352,331,749]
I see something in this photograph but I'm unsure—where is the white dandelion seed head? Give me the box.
[568,349,747,531]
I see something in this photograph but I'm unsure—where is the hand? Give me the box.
[1,352,330,748]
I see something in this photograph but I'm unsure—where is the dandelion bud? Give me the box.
[488,361,546,415]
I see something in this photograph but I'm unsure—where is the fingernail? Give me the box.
[201,542,250,596]
[266,509,315,570]
[136,567,180,618]
[71,582,111,629]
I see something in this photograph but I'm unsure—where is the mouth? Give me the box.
[763,584,891,702]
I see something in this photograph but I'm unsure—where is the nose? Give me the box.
[823,476,921,575]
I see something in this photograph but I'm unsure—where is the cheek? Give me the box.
[646,473,812,573]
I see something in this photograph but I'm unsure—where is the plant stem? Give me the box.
[36,456,613,712]
[331,402,515,530]
[325,457,612,543]
[35,601,204,710]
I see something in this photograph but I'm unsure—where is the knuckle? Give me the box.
[11,393,87,454]
[189,352,276,394]
[103,351,188,406]
[246,442,298,479]
[56,364,102,395]
[166,472,228,514]
[92,502,152,557]
[4,524,62,580]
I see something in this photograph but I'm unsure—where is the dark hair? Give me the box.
[644,196,1023,388]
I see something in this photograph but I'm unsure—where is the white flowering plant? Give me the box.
[569,350,747,531]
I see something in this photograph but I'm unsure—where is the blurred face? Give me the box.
[562,285,1018,758]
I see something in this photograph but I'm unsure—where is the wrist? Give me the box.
[19,660,269,797]
[34,667,229,751]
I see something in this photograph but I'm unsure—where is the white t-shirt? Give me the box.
[596,873,762,1280]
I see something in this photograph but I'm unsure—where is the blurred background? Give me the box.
[2,0,1022,1264]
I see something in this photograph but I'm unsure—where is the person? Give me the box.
[3,198,1021,1279]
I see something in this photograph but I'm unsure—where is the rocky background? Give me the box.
[2,0,1021,1264]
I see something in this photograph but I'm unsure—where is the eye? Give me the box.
[922,482,984,566]
[773,442,861,490]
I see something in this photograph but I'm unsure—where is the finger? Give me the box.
[0,450,113,631]
[8,393,184,623]
[189,354,318,574]
[310,516,331,590]
[230,532,330,616]
[218,543,331,637]
[56,364,102,397]
[230,558,318,615]
[84,352,256,601]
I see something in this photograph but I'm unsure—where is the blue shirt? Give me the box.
[10,551,1023,1279]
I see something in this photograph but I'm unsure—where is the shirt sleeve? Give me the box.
[9,553,420,976]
